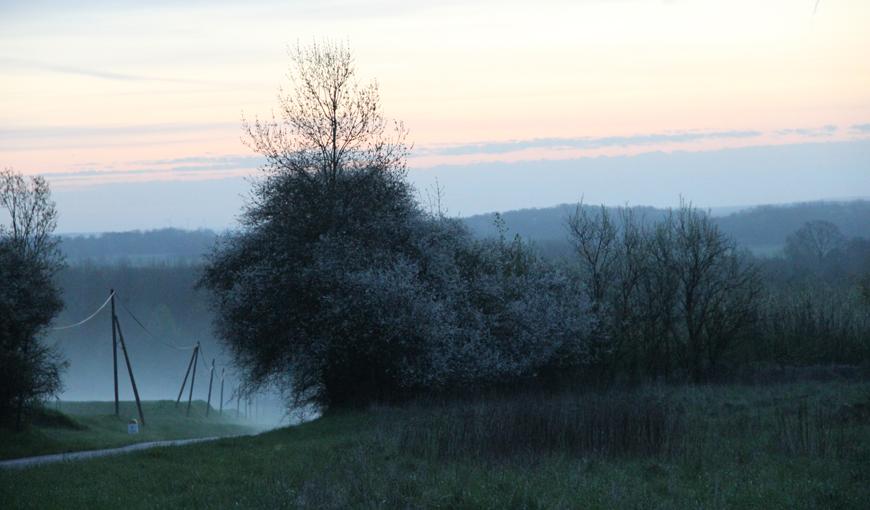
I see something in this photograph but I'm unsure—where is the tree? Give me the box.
[202,42,429,407]
[567,202,761,382]
[784,220,845,269]
[243,41,408,186]
[0,168,65,430]
[202,43,596,408]
[566,205,640,377]
[667,204,761,381]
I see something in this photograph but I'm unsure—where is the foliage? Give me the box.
[0,243,65,429]
[0,168,65,430]
[202,170,595,407]
[201,43,596,408]
[742,226,870,367]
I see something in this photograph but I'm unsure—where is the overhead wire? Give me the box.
[118,298,197,351]
[116,293,229,384]
[198,344,215,372]
[50,291,115,331]
[51,288,239,404]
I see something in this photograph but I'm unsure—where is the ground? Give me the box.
[1,382,869,509]
[0,400,259,460]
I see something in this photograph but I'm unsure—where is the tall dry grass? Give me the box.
[381,391,685,461]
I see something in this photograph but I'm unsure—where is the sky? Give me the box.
[1,0,869,232]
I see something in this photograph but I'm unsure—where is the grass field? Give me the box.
[1,382,869,509]
[0,400,260,461]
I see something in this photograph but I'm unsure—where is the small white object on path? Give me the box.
[0,436,225,470]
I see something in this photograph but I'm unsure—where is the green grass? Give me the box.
[0,400,260,460]
[2,382,869,509]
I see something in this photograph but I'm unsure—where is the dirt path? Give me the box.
[0,436,227,470]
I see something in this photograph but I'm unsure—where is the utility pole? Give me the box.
[206,359,215,417]
[114,316,145,426]
[186,342,200,417]
[111,289,119,416]
[219,368,225,416]
[175,346,198,407]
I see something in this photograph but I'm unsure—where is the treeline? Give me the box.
[60,228,217,265]
[202,157,870,410]
[567,206,870,383]
[748,228,870,368]
[48,209,870,403]
[717,200,870,250]
[54,200,870,264]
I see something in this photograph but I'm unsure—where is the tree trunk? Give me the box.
[15,336,30,431]
[15,394,25,432]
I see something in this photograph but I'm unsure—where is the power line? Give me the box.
[118,295,233,394]
[50,291,114,331]
[118,298,197,351]
[119,296,231,389]
[198,344,214,371]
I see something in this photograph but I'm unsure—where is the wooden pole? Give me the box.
[206,359,215,417]
[219,368,225,416]
[175,347,197,407]
[111,290,119,416]
[186,343,199,417]
[114,316,145,427]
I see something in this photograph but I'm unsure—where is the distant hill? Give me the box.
[463,199,870,256]
[58,200,870,263]
[60,228,218,265]
[713,201,870,253]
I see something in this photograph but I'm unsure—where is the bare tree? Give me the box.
[567,203,618,305]
[203,42,421,407]
[669,204,760,381]
[567,201,761,382]
[784,220,845,266]
[0,167,61,267]
[641,218,681,377]
[244,41,408,185]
